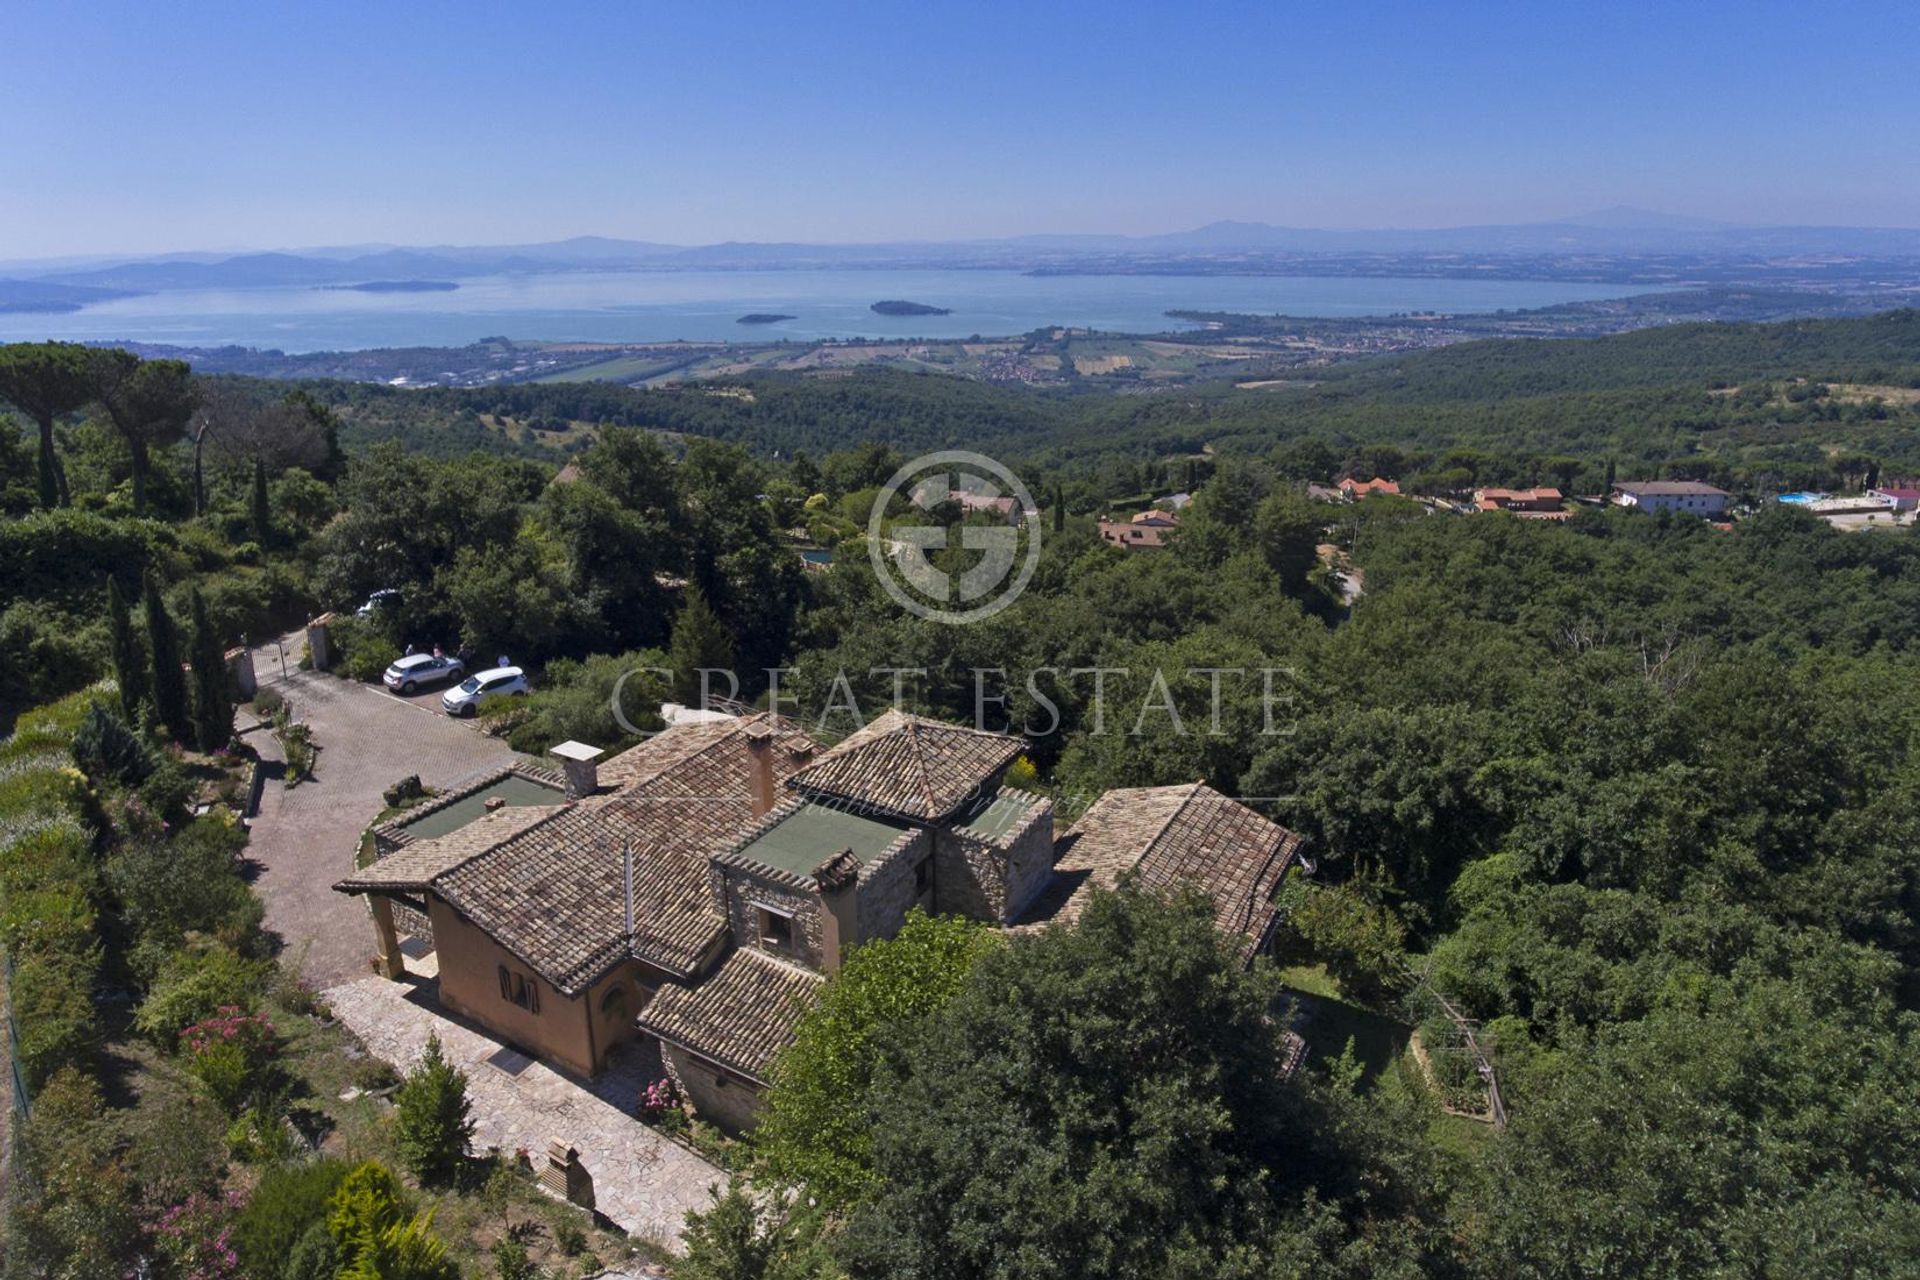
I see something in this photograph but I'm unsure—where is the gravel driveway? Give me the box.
[245,634,520,987]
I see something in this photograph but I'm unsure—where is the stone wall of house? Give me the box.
[931,827,996,921]
[390,895,434,946]
[998,795,1057,922]
[931,794,1056,924]
[660,1043,765,1134]
[712,860,827,970]
[855,827,932,945]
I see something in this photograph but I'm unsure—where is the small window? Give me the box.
[913,857,932,898]
[498,964,539,1013]
[757,906,795,953]
[713,1071,730,1090]
[599,986,629,1018]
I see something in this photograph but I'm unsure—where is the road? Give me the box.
[244,633,520,987]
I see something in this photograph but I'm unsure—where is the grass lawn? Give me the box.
[1274,963,1412,1092]
[1276,963,1500,1158]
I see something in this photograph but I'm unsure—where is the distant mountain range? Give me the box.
[8,210,1920,296]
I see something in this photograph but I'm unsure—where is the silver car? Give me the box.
[382,652,466,695]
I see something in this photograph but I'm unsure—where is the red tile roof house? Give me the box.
[1098,508,1180,549]
[1338,477,1400,500]
[336,710,1307,1132]
[1472,486,1571,520]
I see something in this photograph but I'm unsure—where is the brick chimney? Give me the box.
[813,849,860,973]
[550,741,605,800]
[744,722,777,817]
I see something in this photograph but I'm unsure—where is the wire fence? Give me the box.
[1399,968,1507,1129]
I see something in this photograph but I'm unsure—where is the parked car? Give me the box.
[355,588,402,617]
[382,652,466,695]
[441,666,529,717]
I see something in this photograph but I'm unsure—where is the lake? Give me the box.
[0,269,1661,353]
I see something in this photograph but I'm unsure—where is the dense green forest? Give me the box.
[288,308,1920,502]
[4,314,1920,1277]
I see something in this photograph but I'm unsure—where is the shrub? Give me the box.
[10,950,100,1090]
[334,617,400,685]
[107,817,259,974]
[71,700,154,785]
[122,1083,228,1209]
[327,1161,409,1250]
[3,1067,142,1277]
[135,942,267,1043]
[554,1218,589,1257]
[492,1237,536,1280]
[181,1006,280,1114]
[284,1222,342,1280]
[0,884,96,962]
[138,753,198,822]
[107,816,260,976]
[327,1161,457,1280]
[394,1032,475,1186]
[151,1187,247,1280]
[232,1157,350,1275]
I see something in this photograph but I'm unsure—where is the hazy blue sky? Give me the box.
[2,0,1916,258]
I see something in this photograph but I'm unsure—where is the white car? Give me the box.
[382,653,466,695]
[441,666,529,717]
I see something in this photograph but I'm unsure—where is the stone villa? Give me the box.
[335,709,1305,1130]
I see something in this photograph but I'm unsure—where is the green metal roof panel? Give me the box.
[735,803,909,876]
[955,791,1035,842]
[398,774,567,842]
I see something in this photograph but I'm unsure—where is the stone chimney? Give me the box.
[744,722,777,817]
[550,741,605,800]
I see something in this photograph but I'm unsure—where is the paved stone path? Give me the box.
[245,633,518,987]
[324,971,726,1250]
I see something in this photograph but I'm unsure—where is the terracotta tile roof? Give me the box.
[434,714,818,993]
[1020,783,1305,963]
[599,717,764,789]
[788,709,1023,821]
[1340,477,1400,497]
[1098,519,1174,549]
[638,946,822,1082]
[336,803,568,892]
[336,714,818,994]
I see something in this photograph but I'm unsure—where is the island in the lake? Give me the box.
[323,280,460,293]
[737,313,797,325]
[871,299,951,316]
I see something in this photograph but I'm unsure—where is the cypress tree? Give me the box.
[667,586,736,708]
[250,456,272,544]
[107,576,150,721]
[143,570,191,743]
[394,1033,474,1187]
[188,588,233,752]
